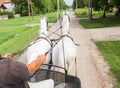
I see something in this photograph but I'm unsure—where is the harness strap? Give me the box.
[57,34,80,46]
[36,36,52,47]
[59,35,73,41]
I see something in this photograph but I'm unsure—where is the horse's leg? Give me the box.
[75,57,77,76]
[67,58,75,75]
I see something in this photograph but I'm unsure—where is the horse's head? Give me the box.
[61,14,70,35]
[39,17,48,36]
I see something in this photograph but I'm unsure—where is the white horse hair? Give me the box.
[52,14,77,73]
[27,17,51,64]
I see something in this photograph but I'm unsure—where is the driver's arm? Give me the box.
[3,53,46,74]
[26,55,46,73]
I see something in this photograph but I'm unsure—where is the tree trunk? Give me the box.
[88,0,92,20]
[103,5,106,18]
[103,0,108,18]
[28,0,30,21]
[76,0,78,9]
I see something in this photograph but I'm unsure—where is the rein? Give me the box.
[48,26,62,37]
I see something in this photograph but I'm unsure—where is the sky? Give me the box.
[64,0,73,6]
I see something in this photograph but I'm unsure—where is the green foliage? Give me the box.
[12,0,28,16]
[12,0,67,15]
[110,0,120,7]
[74,0,120,18]
[75,8,88,17]
[45,12,57,22]
[0,11,14,18]
[74,8,120,28]
[73,0,88,9]
[75,8,104,18]
[96,41,120,88]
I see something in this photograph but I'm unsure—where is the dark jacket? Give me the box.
[0,58,30,88]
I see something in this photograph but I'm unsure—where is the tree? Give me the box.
[73,0,88,9]
[12,0,67,16]
[12,0,28,16]
[88,0,93,20]
[93,0,120,17]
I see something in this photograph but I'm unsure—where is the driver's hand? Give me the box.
[3,53,14,59]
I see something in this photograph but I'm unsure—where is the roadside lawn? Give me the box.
[74,8,120,29]
[0,12,57,56]
[80,16,120,29]
[96,41,120,88]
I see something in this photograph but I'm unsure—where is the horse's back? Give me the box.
[52,37,77,68]
[27,40,51,64]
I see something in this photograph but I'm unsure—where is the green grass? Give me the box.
[75,8,120,28]
[75,8,114,18]
[0,26,39,55]
[96,41,120,88]
[80,16,120,28]
[0,12,57,56]
[0,26,27,44]
[45,12,57,22]
[75,8,88,18]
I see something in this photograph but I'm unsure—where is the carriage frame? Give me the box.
[30,64,81,88]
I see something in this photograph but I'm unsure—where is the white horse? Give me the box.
[52,14,77,73]
[27,17,51,64]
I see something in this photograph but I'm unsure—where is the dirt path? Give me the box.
[87,26,120,41]
[18,12,120,88]
[66,12,116,88]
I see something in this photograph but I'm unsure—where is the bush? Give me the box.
[0,11,14,18]
[75,8,88,17]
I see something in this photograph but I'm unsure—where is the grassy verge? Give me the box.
[74,8,109,18]
[80,16,120,29]
[74,8,120,28]
[0,26,39,55]
[95,41,120,88]
[0,12,57,56]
